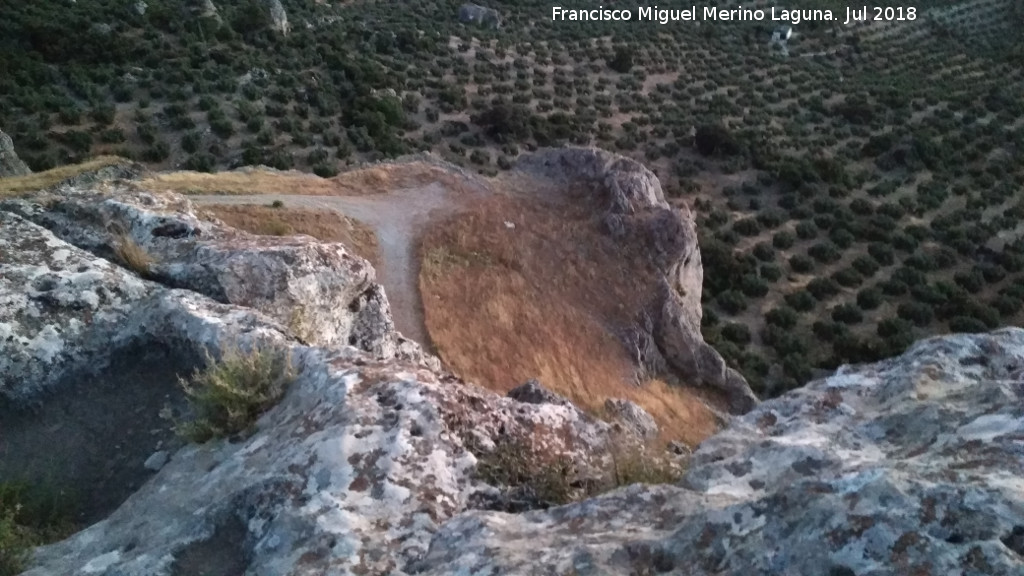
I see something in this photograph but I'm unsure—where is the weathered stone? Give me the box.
[507,378,572,407]
[143,451,169,471]
[457,3,501,28]
[415,329,1024,575]
[0,128,30,177]
[1,183,407,360]
[518,147,758,414]
[604,398,658,440]
[265,0,290,35]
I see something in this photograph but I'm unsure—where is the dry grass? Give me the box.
[201,204,381,267]
[419,192,722,447]
[112,233,154,277]
[0,156,126,196]
[141,162,473,198]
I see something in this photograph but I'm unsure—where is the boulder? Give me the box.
[507,378,572,407]
[457,3,501,28]
[415,328,1024,575]
[518,148,758,414]
[0,128,30,177]
[265,0,290,35]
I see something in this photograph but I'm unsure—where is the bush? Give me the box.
[948,316,988,333]
[717,290,748,314]
[772,230,796,249]
[808,241,841,263]
[807,278,841,300]
[856,287,882,310]
[897,302,934,327]
[789,254,814,273]
[785,290,816,312]
[766,306,798,329]
[721,322,752,344]
[831,303,864,324]
[694,123,745,157]
[176,345,296,442]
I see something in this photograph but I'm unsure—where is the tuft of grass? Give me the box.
[0,156,126,197]
[0,482,79,576]
[606,441,683,487]
[468,433,683,511]
[175,345,296,443]
[269,199,284,208]
[112,233,154,277]
[471,435,577,508]
[0,502,30,576]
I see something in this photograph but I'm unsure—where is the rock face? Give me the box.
[1,180,413,363]
[1,165,626,575]
[457,3,502,28]
[265,0,290,35]
[0,128,30,177]
[518,147,758,414]
[416,328,1024,575]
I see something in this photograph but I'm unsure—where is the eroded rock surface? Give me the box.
[0,128,30,177]
[417,329,1024,575]
[1,182,413,360]
[518,147,758,414]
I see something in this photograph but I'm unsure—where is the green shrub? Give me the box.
[176,345,297,443]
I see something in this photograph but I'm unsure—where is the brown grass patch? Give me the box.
[0,156,126,197]
[419,192,721,447]
[201,204,380,267]
[112,233,154,277]
[141,162,474,198]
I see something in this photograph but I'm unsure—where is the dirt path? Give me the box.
[190,182,486,348]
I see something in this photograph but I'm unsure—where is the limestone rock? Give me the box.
[457,3,501,28]
[265,0,290,35]
[416,328,1024,575]
[507,378,572,407]
[0,211,155,402]
[518,148,758,414]
[0,128,30,177]
[603,398,658,440]
[1,183,406,359]
[143,451,169,471]
[5,198,621,575]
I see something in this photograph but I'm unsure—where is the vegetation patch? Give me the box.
[469,433,682,511]
[0,482,78,576]
[201,204,381,267]
[0,156,125,197]
[175,345,296,443]
[112,233,154,277]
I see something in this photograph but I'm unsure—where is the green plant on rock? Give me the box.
[175,345,296,443]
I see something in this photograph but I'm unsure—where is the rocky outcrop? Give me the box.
[416,328,1024,575]
[1,182,413,361]
[265,0,290,35]
[5,155,1024,576]
[518,148,758,414]
[603,398,659,440]
[0,128,30,177]
[4,202,625,576]
[457,3,502,28]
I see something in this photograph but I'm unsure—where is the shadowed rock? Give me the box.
[518,147,758,414]
[458,3,501,28]
[0,128,30,177]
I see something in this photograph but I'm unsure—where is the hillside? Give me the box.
[2,0,1023,395]
[0,155,1022,575]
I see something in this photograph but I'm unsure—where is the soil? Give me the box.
[190,179,490,348]
[0,341,196,528]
